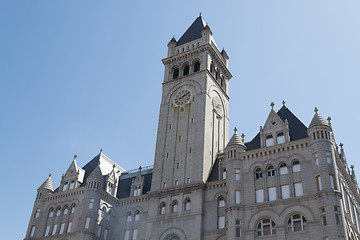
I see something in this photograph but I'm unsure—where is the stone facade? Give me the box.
[25,15,360,240]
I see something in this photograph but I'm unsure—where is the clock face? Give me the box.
[174,89,191,107]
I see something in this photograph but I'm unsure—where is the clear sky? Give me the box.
[1,1,360,239]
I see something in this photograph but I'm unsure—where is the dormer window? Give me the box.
[265,135,274,147]
[69,180,75,190]
[63,182,68,191]
[277,132,285,144]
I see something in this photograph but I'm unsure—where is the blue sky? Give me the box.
[1,1,360,239]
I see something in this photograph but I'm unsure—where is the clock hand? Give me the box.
[179,92,190,100]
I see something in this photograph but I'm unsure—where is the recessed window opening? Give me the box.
[183,65,189,75]
[255,168,262,179]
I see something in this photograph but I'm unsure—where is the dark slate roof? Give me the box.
[116,172,153,199]
[81,153,102,186]
[245,106,308,151]
[207,153,224,182]
[176,16,206,46]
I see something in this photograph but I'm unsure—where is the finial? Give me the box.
[241,133,245,142]
[139,166,142,171]
[49,173,52,177]
[327,117,331,124]
[339,142,343,148]
[200,13,202,17]
[74,154,77,159]
[100,148,103,153]
[314,107,318,113]
[234,127,237,133]
[113,164,115,169]
[282,100,286,106]
[351,165,354,170]
[270,102,275,110]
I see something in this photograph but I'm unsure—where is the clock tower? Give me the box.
[151,15,232,191]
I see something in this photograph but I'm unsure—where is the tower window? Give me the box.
[277,132,285,144]
[194,61,200,72]
[267,166,275,177]
[172,200,178,213]
[218,216,225,229]
[135,210,140,221]
[160,203,166,215]
[222,169,227,180]
[183,65,189,75]
[63,182,68,191]
[173,68,179,79]
[184,198,191,211]
[265,135,274,147]
[235,168,240,180]
[218,197,225,207]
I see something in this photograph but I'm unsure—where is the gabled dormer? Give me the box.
[260,102,290,148]
[130,167,145,197]
[105,165,119,196]
[60,154,85,191]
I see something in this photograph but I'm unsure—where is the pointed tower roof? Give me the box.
[309,107,329,128]
[227,128,246,148]
[176,15,206,46]
[38,173,54,192]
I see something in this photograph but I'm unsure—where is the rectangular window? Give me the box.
[316,176,322,191]
[69,181,75,189]
[314,152,319,165]
[326,151,332,164]
[218,216,225,229]
[30,226,36,237]
[322,216,327,226]
[281,185,290,199]
[85,217,90,229]
[256,189,264,203]
[52,224,58,235]
[235,168,240,181]
[235,190,240,204]
[294,182,303,197]
[330,174,336,190]
[59,223,65,234]
[336,214,341,225]
[104,229,108,240]
[187,178,191,183]
[89,199,94,209]
[236,227,241,237]
[67,222,72,233]
[35,208,40,218]
[45,225,50,236]
[133,229,138,240]
[268,187,277,201]
[97,226,102,237]
[265,135,274,147]
[124,230,130,240]
[277,132,285,144]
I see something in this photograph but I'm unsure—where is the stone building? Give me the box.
[25,15,360,240]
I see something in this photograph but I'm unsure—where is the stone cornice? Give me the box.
[44,187,85,201]
[148,183,205,198]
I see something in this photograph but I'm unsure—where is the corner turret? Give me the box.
[36,173,54,200]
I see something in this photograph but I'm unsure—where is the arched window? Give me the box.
[173,68,179,79]
[287,214,307,232]
[172,201,178,213]
[257,219,276,236]
[167,236,180,240]
[194,61,200,72]
[126,212,132,222]
[292,161,301,172]
[70,204,76,214]
[280,163,288,175]
[63,205,69,215]
[218,197,225,207]
[267,166,275,177]
[210,62,214,73]
[106,210,111,221]
[255,168,263,180]
[183,65,189,76]
[134,210,140,221]
[56,207,61,216]
[184,198,191,211]
[160,202,166,215]
[49,208,54,218]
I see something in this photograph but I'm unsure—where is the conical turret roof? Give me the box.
[38,173,54,192]
[309,108,329,128]
[227,128,246,148]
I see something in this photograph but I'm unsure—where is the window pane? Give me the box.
[235,190,240,204]
[281,185,290,199]
[268,187,277,201]
[218,216,225,229]
[256,189,264,203]
[295,182,303,197]
[277,135,285,144]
